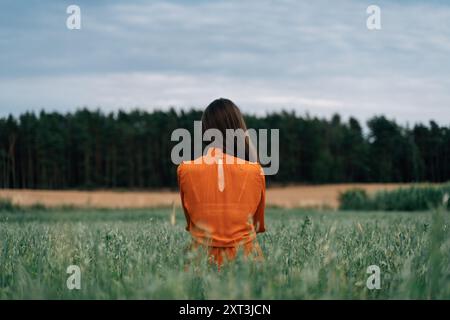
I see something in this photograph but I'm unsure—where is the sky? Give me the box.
[0,0,449,125]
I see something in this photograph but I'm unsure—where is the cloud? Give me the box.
[1,71,448,126]
[0,72,343,115]
[0,0,449,125]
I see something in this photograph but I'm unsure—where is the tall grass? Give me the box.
[0,198,17,212]
[0,207,449,299]
[339,183,450,211]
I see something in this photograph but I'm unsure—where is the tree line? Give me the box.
[0,108,449,189]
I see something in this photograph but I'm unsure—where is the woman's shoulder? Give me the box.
[177,160,190,176]
[241,161,264,175]
[177,157,264,179]
[177,159,202,176]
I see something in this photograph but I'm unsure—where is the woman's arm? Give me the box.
[177,164,191,231]
[253,170,266,233]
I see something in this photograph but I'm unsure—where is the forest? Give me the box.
[0,108,449,189]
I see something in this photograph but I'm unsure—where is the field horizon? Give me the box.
[0,183,434,210]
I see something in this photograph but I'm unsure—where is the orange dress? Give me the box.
[177,147,265,268]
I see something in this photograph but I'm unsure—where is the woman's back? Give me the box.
[178,147,265,248]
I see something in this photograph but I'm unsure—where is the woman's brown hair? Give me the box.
[202,98,257,162]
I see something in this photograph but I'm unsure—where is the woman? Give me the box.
[177,98,266,269]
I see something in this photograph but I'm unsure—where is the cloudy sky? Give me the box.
[0,0,449,125]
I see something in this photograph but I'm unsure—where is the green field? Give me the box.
[0,207,449,299]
